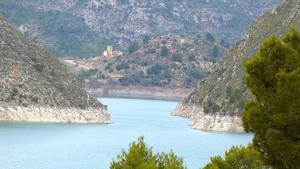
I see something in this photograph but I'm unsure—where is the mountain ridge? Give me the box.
[0,14,110,123]
[172,0,300,132]
[0,0,279,57]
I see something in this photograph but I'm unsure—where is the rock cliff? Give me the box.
[172,0,300,132]
[0,14,110,123]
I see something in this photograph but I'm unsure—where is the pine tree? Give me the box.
[203,145,265,169]
[110,137,185,169]
[243,29,300,169]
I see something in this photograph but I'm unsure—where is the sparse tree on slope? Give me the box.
[243,29,300,169]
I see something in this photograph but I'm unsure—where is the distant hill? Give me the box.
[0,14,110,123]
[0,0,279,57]
[75,35,226,89]
[172,0,300,132]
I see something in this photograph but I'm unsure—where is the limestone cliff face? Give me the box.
[172,0,300,132]
[172,104,243,132]
[0,105,110,124]
[0,14,110,123]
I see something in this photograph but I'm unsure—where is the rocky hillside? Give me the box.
[0,14,110,123]
[172,0,300,132]
[0,0,279,57]
[76,35,226,89]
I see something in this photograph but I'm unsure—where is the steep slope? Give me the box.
[172,0,300,132]
[0,0,279,57]
[0,14,110,123]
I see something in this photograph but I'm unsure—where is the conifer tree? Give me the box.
[243,29,300,169]
[110,137,185,169]
[203,145,265,169]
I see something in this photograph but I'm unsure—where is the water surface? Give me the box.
[0,98,252,169]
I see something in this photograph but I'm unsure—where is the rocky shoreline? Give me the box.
[0,105,111,124]
[172,104,244,133]
[87,86,192,101]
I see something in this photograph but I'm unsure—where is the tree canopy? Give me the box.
[243,29,300,169]
[203,145,265,169]
[110,137,185,169]
[128,42,140,54]
[160,46,170,57]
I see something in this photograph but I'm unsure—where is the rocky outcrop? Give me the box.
[0,104,111,124]
[0,14,110,124]
[172,104,243,132]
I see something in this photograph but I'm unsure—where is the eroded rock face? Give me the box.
[172,104,243,133]
[0,14,111,124]
[0,105,111,124]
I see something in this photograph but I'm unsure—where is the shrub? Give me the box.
[188,54,196,62]
[119,72,145,86]
[188,68,204,79]
[160,46,170,57]
[128,42,140,54]
[77,69,98,82]
[172,53,183,62]
[211,46,220,58]
[143,35,151,44]
[220,39,229,48]
[147,64,164,75]
[33,63,45,72]
[203,100,221,113]
[205,32,215,43]
[116,63,130,71]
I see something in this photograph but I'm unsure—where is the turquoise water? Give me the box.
[0,98,252,169]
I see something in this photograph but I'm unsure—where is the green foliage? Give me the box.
[172,53,183,62]
[188,54,196,62]
[147,64,164,75]
[203,145,265,169]
[110,137,185,169]
[243,29,300,169]
[116,63,130,71]
[33,63,45,72]
[188,68,204,79]
[77,69,98,82]
[156,152,185,169]
[128,42,140,54]
[226,87,245,109]
[203,100,221,113]
[143,35,151,44]
[160,46,170,57]
[119,72,145,86]
[205,32,215,43]
[220,39,229,48]
[211,46,220,58]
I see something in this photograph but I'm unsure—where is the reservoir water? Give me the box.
[0,98,252,169]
